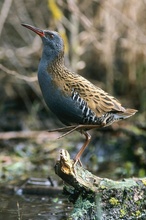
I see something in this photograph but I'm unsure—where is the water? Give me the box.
[0,193,72,220]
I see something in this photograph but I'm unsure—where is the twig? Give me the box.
[0,64,37,82]
[0,130,59,140]
[17,202,22,220]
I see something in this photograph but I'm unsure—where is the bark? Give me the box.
[55,149,146,220]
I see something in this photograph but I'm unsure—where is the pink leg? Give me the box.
[74,131,91,165]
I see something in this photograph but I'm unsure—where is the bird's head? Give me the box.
[22,23,64,59]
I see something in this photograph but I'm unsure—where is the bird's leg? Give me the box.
[48,124,101,139]
[48,125,82,139]
[57,125,81,139]
[48,125,77,133]
[74,131,91,166]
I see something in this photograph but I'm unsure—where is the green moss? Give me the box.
[132,210,141,217]
[100,185,107,190]
[72,196,95,219]
[142,179,146,186]
[135,210,141,217]
[136,200,141,206]
[109,197,119,206]
[120,209,126,218]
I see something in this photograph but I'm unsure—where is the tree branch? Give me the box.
[55,149,146,220]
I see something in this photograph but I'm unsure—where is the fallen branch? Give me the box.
[55,149,146,220]
[1,177,62,196]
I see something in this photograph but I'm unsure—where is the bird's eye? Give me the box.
[49,34,54,38]
[46,33,54,39]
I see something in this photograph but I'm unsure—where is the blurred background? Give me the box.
[0,0,146,184]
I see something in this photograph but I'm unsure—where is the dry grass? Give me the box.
[0,0,145,115]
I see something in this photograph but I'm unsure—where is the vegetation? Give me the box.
[0,0,145,181]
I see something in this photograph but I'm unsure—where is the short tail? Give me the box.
[113,108,137,121]
[115,108,138,120]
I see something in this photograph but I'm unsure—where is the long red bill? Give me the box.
[21,23,45,37]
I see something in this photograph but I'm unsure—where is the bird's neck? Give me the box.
[40,49,65,78]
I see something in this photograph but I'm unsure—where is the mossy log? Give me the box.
[55,149,146,220]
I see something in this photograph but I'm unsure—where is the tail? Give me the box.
[120,108,137,118]
[115,108,138,120]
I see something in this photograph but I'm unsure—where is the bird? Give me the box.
[22,23,137,165]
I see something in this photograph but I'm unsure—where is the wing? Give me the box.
[56,70,125,117]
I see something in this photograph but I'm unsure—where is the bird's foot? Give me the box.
[72,159,83,176]
[73,158,83,167]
